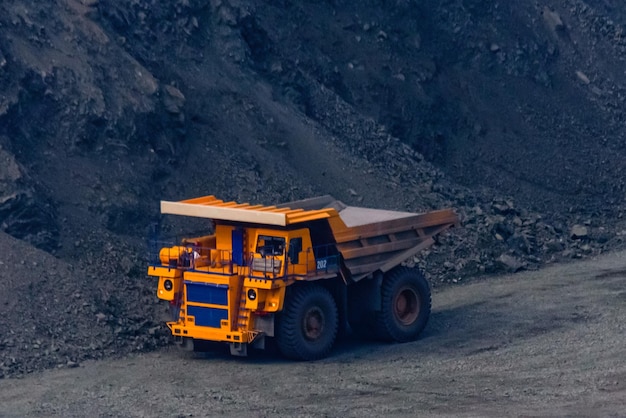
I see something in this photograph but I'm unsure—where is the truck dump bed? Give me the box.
[276,196,459,281]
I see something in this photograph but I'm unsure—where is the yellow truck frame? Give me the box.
[148,195,458,360]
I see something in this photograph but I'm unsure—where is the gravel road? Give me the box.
[1,251,625,417]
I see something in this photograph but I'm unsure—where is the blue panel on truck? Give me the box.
[232,228,244,265]
[187,306,228,328]
[185,281,228,305]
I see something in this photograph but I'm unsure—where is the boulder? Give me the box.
[497,254,525,273]
[162,85,186,114]
[570,224,589,239]
[542,7,565,33]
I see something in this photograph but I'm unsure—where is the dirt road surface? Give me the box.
[1,251,625,417]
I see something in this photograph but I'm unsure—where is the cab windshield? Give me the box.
[256,235,285,257]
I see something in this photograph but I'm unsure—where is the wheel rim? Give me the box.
[393,286,420,325]
[303,306,325,341]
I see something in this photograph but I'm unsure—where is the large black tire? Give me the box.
[375,266,431,342]
[276,284,338,361]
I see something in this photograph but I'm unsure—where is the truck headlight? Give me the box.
[164,279,173,291]
[247,289,257,300]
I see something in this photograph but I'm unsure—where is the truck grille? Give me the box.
[186,306,228,328]
[185,281,229,328]
[185,281,228,305]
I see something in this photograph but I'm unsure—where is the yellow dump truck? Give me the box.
[148,195,458,360]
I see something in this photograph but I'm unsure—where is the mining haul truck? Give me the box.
[148,195,458,360]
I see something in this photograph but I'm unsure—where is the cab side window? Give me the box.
[288,237,302,264]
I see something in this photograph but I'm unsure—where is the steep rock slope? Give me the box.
[228,0,626,213]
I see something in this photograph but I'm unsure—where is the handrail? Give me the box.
[149,239,341,279]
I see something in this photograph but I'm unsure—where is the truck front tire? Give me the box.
[375,266,431,342]
[276,284,338,361]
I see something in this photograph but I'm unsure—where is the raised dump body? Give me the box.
[148,194,458,360]
[275,195,458,280]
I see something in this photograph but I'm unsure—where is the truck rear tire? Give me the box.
[375,266,431,342]
[276,284,338,361]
